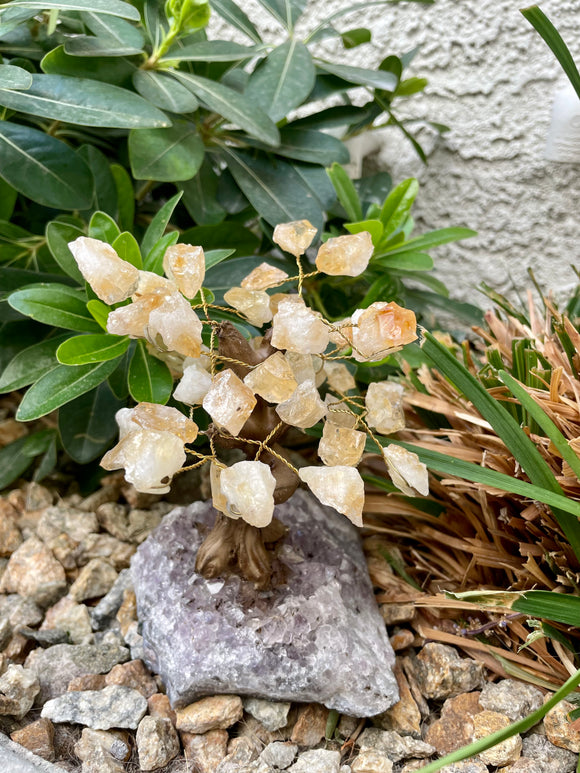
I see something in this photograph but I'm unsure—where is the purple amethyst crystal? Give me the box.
[131,490,398,716]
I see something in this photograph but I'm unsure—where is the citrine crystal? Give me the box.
[129,402,198,443]
[275,380,327,429]
[350,302,417,362]
[315,232,373,277]
[382,445,429,497]
[318,423,366,467]
[298,466,364,527]
[69,237,139,305]
[365,381,405,435]
[202,369,257,436]
[273,220,317,257]
[173,360,213,405]
[241,262,289,290]
[162,244,205,299]
[223,287,273,327]
[210,462,228,515]
[220,461,276,528]
[271,298,330,354]
[324,361,356,393]
[243,352,298,404]
[324,395,359,428]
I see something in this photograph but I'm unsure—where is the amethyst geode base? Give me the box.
[131,490,398,716]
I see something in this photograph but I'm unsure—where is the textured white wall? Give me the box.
[212,0,580,304]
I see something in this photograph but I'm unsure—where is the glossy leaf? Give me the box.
[86,299,110,330]
[128,340,173,404]
[64,36,143,57]
[223,148,324,231]
[245,40,314,122]
[170,70,280,147]
[379,177,418,238]
[344,218,383,246]
[254,0,307,30]
[205,248,236,270]
[522,6,580,100]
[375,251,433,271]
[143,230,179,275]
[46,221,84,283]
[110,163,134,231]
[58,381,124,463]
[0,63,33,89]
[77,145,118,217]
[273,127,349,165]
[132,70,199,113]
[327,161,363,222]
[180,159,226,226]
[210,0,262,43]
[129,123,204,182]
[141,191,183,259]
[33,433,57,483]
[290,104,371,130]
[342,27,371,48]
[376,226,476,257]
[316,60,398,92]
[0,179,17,221]
[1,0,141,20]
[57,333,130,365]
[163,39,259,62]
[0,74,170,128]
[89,210,120,243]
[0,333,70,392]
[512,590,580,627]
[40,45,136,85]
[9,285,101,332]
[0,123,93,210]
[292,163,336,211]
[81,9,145,48]
[111,232,142,268]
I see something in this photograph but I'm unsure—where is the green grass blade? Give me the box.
[417,668,580,772]
[513,590,580,626]
[499,369,580,480]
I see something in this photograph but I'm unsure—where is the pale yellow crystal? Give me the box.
[162,243,205,299]
[129,402,198,443]
[273,220,317,257]
[210,462,229,516]
[243,352,298,403]
[271,297,330,354]
[324,361,356,393]
[315,232,373,277]
[220,460,276,527]
[241,262,289,290]
[382,445,429,497]
[174,360,213,405]
[202,369,257,436]
[318,423,366,467]
[69,236,139,304]
[269,292,303,316]
[298,466,364,527]
[134,270,177,296]
[365,381,405,434]
[324,394,358,428]
[351,302,417,362]
[328,317,354,348]
[284,352,316,384]
[276,380,327,428]
[101,429,185,494]
[223,287,273,327]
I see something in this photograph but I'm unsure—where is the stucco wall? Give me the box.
[212,0,580,305]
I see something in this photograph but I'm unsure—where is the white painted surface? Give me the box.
[211,0,580,304]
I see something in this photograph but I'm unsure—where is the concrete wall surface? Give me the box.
[212,0,580,307]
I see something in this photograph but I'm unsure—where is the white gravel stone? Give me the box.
[244,698,291,731]
[288,749,341,773]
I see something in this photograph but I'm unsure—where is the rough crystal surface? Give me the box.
[219,461,276,528]
[41,685,147,730]
[325,395,358,428]
[241,263,289,290]
[382,446,428,497]
[276,380,327,429]
[350,303,417,362]
[101,430,185,495]
[324,362,356,393]
[128,403,198,443]
[162,243,205,299]
[131,490,398,715]
[272,298,330,354]
[244,353,298,404]
[173,360,213,405]
[318,424,366,467]
[69,237,139,305]
[273,220,317,257]
[315,232,373,277]
[224,287,273,327]
[365,382,405,435]
[202,369,257,436]
[298,467,364,527]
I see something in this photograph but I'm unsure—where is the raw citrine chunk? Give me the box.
[243,352,298,403]
[202,369,257,436]
[298,466,365,527]
[324,361,356,393]
[351,302,417,362]
[324,394,358,428]
[241,262,289,290]
[382,445,429,497]
[174,360,213,405]
[328,318,354,349]
[273,220,317,257]
[101,429,185,495]
[147,292,203,358]
[210,462,229,515]
[223,287,273,327]
[162,244,205,299]
[269,292,303,316]
[134,270,176,296]
[365,381,405,435]
[276,380,327,429]
[220,460,276,527]
[69,237,139,304]
[129,402,198,443]
[284,352,317,385]
[315,232,373,277]
[318,423,366,467]
[271,297,330,354]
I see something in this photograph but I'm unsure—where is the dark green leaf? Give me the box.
[180,222,259,255]
[0,333,70,392]
[0,63,33,88]
[180,159,226,226]
[204,248,236,270]
[111,231,141,268]
[0,74,170,128]
[292,163,336,211]
[132,70,199,113]
[128,340,172,404]
[316,60,398,91]
[1,0,141,20]
[107,344,131,398]
[210,0,262,42]
[9,285,101,332]
[58,381,124,463]
[512,590,580,627]
[170,70,280,147]
[110,163,134,231]
[0,179,17,221]
[379,177,418,238]
[57,333,130,366]
[0,122,93,210]
[354,171,392,208]
[89,210,120,243]
[143,230,179,275]
[33,433,57,482]
[141,191,183,258]
[64,36,143,57]
[289,104,371,130]
[272,127,349,165]
[46,221,84,283]
[0,431,54,491]
[223,148,323,231]
[17,359,119,420]
[163,39,259,61]
[129,123,204,182]
[341,27,371,48]
[245,40,314,122]
[254,0,307,29]
[80,9,145,49]
[375,251,433,271]
[41,45,136,85]
[327,161,363,221]
[77,145,117,217]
